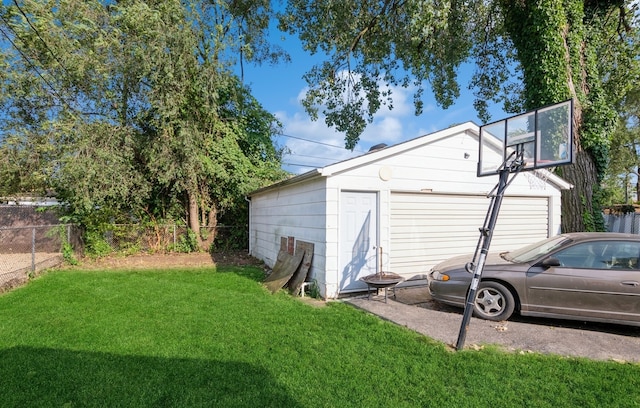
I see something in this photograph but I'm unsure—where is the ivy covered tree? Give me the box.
[607,84,640,205]
[0,0,288,251]
[279,0,639,232]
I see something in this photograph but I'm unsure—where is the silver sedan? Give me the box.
[428,232,640,326]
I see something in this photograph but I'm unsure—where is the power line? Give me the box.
[282,162,320,169]
[0,22,67,107]
[277,132,367,153]
[284,152,352,161]
[13,0,74,80]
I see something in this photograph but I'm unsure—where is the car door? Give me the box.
[524,240,640,323]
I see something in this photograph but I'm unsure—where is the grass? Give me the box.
[0,266,638,407]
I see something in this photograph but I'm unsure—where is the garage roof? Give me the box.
[250,122,572,196]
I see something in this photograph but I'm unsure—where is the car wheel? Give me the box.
[473,281,515,321]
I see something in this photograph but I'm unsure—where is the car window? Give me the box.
[552,241,640,270]
[609,241,640,269]
[506,235,571,263]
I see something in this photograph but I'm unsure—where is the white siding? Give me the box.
[334,130,557,198]
[249,177,328,293]
[249,123,567,299]
[389,192,549,278]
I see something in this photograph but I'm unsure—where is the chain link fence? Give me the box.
[0,223,246,291]
[0,224,81,291]
[99,224,247,253]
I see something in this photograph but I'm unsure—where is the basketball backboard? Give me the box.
[478,99,574,177]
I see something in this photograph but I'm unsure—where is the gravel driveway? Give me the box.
[345,285,640,363]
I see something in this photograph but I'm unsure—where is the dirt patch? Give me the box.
[73,251,264,270]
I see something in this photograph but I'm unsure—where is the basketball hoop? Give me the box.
[478,99,573,178]
[457,99,574,352]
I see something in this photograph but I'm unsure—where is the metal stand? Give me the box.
[455,152,523,351]
[361,247,404,303]
[366,283,394,302]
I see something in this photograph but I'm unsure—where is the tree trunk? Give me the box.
[636,166,640,203]
[201,204,217,250]
[559,149,599,232]
[557,105,604,233]
[187,191,205,250]
[499,1,613,233]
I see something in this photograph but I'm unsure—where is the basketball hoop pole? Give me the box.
[455,153,522,351]
[461,99,574,349]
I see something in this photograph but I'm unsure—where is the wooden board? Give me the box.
[263,249,304,293]
[287,241,314,295]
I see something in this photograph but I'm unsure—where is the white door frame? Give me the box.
[338,190,379,293]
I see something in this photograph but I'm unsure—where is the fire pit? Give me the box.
[360,248,404,302]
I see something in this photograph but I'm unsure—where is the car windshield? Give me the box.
[504,235,573,263]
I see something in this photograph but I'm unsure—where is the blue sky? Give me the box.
[240,34,509,174]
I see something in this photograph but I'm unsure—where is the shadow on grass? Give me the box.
[0,346,300,408]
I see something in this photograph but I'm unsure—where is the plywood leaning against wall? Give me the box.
[263,237,314,295]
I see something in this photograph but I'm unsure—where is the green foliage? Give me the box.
[167,228,199,253]
[211,225,248,251]
[591,185,607,232]
[280,0,475,149]
[607,81,640,202]
[61,241,77,265]
[83,230,113,258]
[0,0,288,245]
[303,280,321,299]
[581,192,606,233]
[600,174,630,206]
[280,0,639,231]
[47,224,78,265]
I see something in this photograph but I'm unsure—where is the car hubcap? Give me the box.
[476,289,503,316]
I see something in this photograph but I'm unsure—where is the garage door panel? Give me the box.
[392,220,457,227]
[390,192,549,277]
[393,205,490,213]
[392,236,479,246]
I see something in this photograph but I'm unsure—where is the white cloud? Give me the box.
[275,110,361,174]
[375,81,415,118]
[359,116,404,145]
[273,72,500,174]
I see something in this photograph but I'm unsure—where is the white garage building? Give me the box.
[248,122,572,299]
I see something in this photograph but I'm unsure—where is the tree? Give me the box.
[607,84,640,203]
[0,0,147,213]
[279,0,639,232]
[130,0,287,249]
[0,0,287,251]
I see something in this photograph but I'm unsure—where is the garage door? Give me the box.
[389,192,549,277]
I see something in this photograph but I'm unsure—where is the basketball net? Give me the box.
[524,168,554,190]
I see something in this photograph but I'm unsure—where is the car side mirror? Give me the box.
[538,257,561,268]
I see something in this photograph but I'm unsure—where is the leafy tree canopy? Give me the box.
[279,0,640,231]
[0,0,288,250]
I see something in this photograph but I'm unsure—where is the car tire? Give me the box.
[473,281,515,321]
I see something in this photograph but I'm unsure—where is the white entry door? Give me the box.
[339,191,378,293]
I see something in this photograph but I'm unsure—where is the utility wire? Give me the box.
[282,162,320,169]
[277,132,367,153]
[0,22,67,107]
[13,0,73,80]
[284,151,354,161]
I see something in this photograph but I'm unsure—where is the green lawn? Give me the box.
[0,266,638,407]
